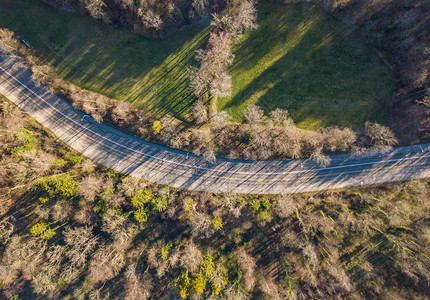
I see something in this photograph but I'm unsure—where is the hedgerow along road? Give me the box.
[1,49,429,194]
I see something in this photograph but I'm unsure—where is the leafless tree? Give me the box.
[102,208,137,251]
[0,103,25,133]
[79,174,104,204]
[88,244,125,283]
[0,28,20,52]
[74,205,97,225]
[209,69,232,98]
[274,195,296,218]
[118,176,147,198]
[202,147,216,163]
[310,148,332,167]
[31,151,57,175]
[52,200,72,222]
[244,105,265,124]
[111,101,133,123]
[80,0,110,22]
[189,31,234,102]
[180,239,203,275]
[321,126,357,152]
[191,100,208,124]
[212,0,258,39]
[192,0,209,17]
[188,211,214,239]
[361,121,398,150]
[123,263,153,300]
[270,108,289,125]
[0,236,47,285]
[138,8,163,30]
[212,110,232,126]
[63,226,98,268]
[235,248,256,291]
[259,276,283,300]
[0,217,14,244]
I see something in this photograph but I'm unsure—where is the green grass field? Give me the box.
[0,0,210,119]
[220,2,393,129]
[0,0,393,129]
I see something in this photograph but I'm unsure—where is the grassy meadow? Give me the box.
[0,0,393,129]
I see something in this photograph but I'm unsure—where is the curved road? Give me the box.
[1,49,429,194]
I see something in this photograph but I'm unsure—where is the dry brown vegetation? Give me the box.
[0,95,429,299]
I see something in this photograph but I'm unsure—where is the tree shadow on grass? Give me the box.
[221,2,392,130]
[0,0,212,122]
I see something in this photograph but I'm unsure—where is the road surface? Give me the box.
[0,49,429,194]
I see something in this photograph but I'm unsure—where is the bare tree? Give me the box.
[244,105,265,124]
[191,100,208,124]
[212,110,232,126]
[31,151,57,176]
[123,263,153,300]
[63,226,98,268]
[188,211,214,239]
[361,121,398,150]
[118,176,147,198]
[0,217,14,244]
[180,240,203,275]
[0,28,20,52]
[321,126,357,152]
[189,31,234,108]
[88,244,125,283]
[212,0,258,39]
[270,108,289,125]
[259,276,283,300]
[310,148,332,167]
[52,200,72,222]
[235,248,256,291]
[79,174,104,204]
[80,0,110,22]
[138,8,163,30]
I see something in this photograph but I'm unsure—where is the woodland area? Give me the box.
[0,1,429,299]
[1,96,430,299]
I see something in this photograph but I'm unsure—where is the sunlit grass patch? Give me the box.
[0,0,393,130]
[218,2,393,130]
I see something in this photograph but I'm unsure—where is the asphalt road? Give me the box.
[1,49,429,194]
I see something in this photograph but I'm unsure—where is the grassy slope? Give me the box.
[219,2,393,129]
[0,0,210,120]
[0,0,393,129]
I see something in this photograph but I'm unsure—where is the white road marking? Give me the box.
[0,65,429,177]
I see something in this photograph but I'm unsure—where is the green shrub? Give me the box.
[257,210,273,224]
[243,131,253,143]
[152,120,163,133]
[69,155,82,164]
[131,189,154,208]
[193,274,207,295]
[160,242,173,261]
[11,127,34,154]
[184,197,194,211]
[249,199,261,211]
[30,223,55,239]
[212,217,223,231]
[200,255,215,278]
[35,173,79,198]
[237,197,246,206]
[177,271,191,299]
[260,198,271,211]
[52,159,68,168]
[151,196,168,212]
[134,207,148,224]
